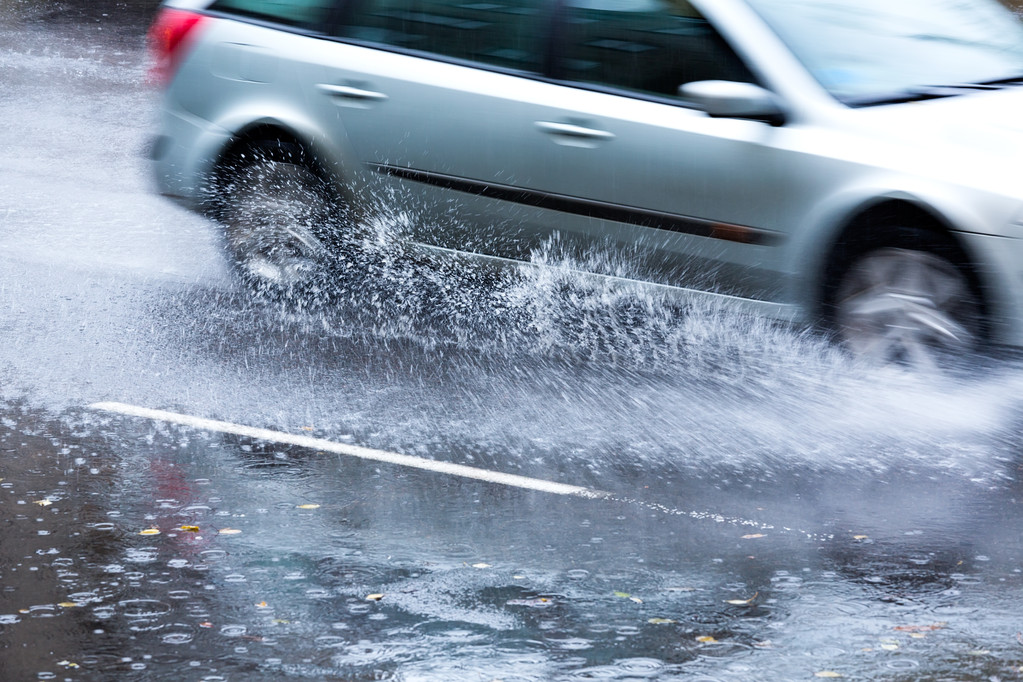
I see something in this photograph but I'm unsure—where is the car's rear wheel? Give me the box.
[214,141,338,299]
[831,239,982,368]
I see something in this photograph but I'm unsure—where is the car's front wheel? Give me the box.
[831,239,983,367]
[214,141,339,299]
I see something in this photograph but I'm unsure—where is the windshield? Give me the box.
[744,0,1023,105]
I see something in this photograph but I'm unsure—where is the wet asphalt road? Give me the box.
[6,2,1023,681]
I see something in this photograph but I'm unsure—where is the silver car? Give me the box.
[150,0,1023,363]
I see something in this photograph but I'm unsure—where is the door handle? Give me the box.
[535,120,616,142]
[317,83,389,103]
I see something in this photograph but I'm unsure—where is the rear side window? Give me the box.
[556,0,754,98]
[210,0,337,28]
[338,0,548,72]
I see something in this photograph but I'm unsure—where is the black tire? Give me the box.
[827,228,983,368]
[213,140,341,300]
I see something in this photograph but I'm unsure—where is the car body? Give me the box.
[150,0,1023,362]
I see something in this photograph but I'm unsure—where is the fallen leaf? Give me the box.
[218,528,242,535]
[741,533,766,539]
[613,591,631,598]
[57,661,79,669]
[34,499,52,507]
[814,673,843,679]
[18,609,29,614]
[648,617,676,624]
[629,596,643,604]
[57,602,78,608]
[255,601,268,608]
[893,623,945,633]
[853,535,869,540]
[506,598,552,607]
[725,592,759,606]
[696,635,717,643]
[198,622,212,628]
[296,504,320,510]
[471,563,491,569]
[179,525,200,532]
[139,528,160,536]
[366,594,384,601]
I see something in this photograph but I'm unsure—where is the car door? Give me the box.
[531,0,793,298]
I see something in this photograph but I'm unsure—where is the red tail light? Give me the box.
[147,8,208,87]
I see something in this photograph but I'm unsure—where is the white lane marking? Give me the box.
[89,402,603,498]
[88,402,818,538]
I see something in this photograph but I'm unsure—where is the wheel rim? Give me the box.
[222,159,333,290]
[834,248,980,366]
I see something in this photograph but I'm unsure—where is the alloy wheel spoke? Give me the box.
[837,247,978,365]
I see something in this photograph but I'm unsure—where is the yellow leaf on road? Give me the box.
[648,617,676,624]
[893,623,945,632]
[725,592,759,606]
[366,594,384,601]
[179,525,200,532]
[34,499,52,506]
[696,636,717,643]
[57,602,78,608]
[139,528,160,536]
[296,504,320,510]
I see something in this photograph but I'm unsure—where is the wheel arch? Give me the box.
[202,119,358,216]
[206,123,314,196]
[816,197,993,341]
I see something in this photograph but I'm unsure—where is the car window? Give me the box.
[337,0,548,72]
[209,0,337,28]
[745,0,1023,105]
[556,0,754,98]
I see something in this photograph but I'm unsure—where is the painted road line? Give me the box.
[89,402,603,499]
[89,402,810,537]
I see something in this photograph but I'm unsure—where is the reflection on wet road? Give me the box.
[5,401,1023,680]
[3,3,1023,681]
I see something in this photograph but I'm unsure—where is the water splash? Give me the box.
[224,208,1023,482]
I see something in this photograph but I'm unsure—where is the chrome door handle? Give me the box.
[317,83,389,102]
[535,121,616,141]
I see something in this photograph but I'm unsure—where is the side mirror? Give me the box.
[679,80,785,126]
